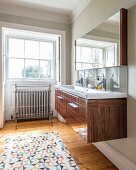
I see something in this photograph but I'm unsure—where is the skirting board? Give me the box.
[93,142,136,170]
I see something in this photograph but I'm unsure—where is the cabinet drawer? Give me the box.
[66,109,79,123]
[56,103,67,118]
[56,95,67,109]
[66,93,79,103]
[67,102,85,122]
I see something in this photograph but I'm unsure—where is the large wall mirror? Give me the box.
[75,8,127,70]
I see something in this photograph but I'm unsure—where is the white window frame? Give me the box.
[5,35,57,80]
[76,44,106,70]
[76,39,118,71]
[1,22,66,84]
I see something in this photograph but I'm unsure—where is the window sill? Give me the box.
[6,79,56,84]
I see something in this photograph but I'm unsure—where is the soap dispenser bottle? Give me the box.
[96,76,102,89]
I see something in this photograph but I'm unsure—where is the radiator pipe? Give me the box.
[11,114,16,120]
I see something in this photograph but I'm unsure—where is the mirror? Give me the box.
[75,9,127,71]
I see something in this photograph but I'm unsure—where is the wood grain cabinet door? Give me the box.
[67,102,80,121]
[55,89,127,143]
[87,99,127,143]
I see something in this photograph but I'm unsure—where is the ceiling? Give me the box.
[77,38,116,49]
[0,0,91,20]
[106,12,120,25]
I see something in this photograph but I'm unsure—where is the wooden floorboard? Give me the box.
[0,118,118,170]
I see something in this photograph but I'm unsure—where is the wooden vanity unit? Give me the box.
[55,88,127,143]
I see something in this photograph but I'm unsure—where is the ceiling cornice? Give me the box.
[0,2,71,24]
[0,1,92,24]
[71,0,92,23]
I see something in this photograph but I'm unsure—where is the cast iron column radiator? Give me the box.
[14,84,53,124]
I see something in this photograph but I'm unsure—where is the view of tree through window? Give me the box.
[7,37,57,79]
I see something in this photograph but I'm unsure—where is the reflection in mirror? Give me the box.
[75,11,120,70]
[76,66,127,93]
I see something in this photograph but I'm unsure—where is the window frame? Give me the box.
[76,44,106,70]
[75,42,117,70]
[5,35,58,80]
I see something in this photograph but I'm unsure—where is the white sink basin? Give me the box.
[55,85,127,99]
[61,85,86,92]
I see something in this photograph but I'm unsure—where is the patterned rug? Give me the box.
[0,131,79,170]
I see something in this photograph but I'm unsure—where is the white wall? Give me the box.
[71,0,136,166]
[106,5,136,165]
[0,27,4,128]
[0,13,71,126]
[127,5,136,138]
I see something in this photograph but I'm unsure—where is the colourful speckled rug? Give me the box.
[0,131,79,170]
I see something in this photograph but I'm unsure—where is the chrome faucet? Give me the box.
[76,74,84,87]
[97,73,106,91]
[110,74,119,91]
[85,76,90,88]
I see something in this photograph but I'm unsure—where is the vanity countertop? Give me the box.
[55,85,127,99]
